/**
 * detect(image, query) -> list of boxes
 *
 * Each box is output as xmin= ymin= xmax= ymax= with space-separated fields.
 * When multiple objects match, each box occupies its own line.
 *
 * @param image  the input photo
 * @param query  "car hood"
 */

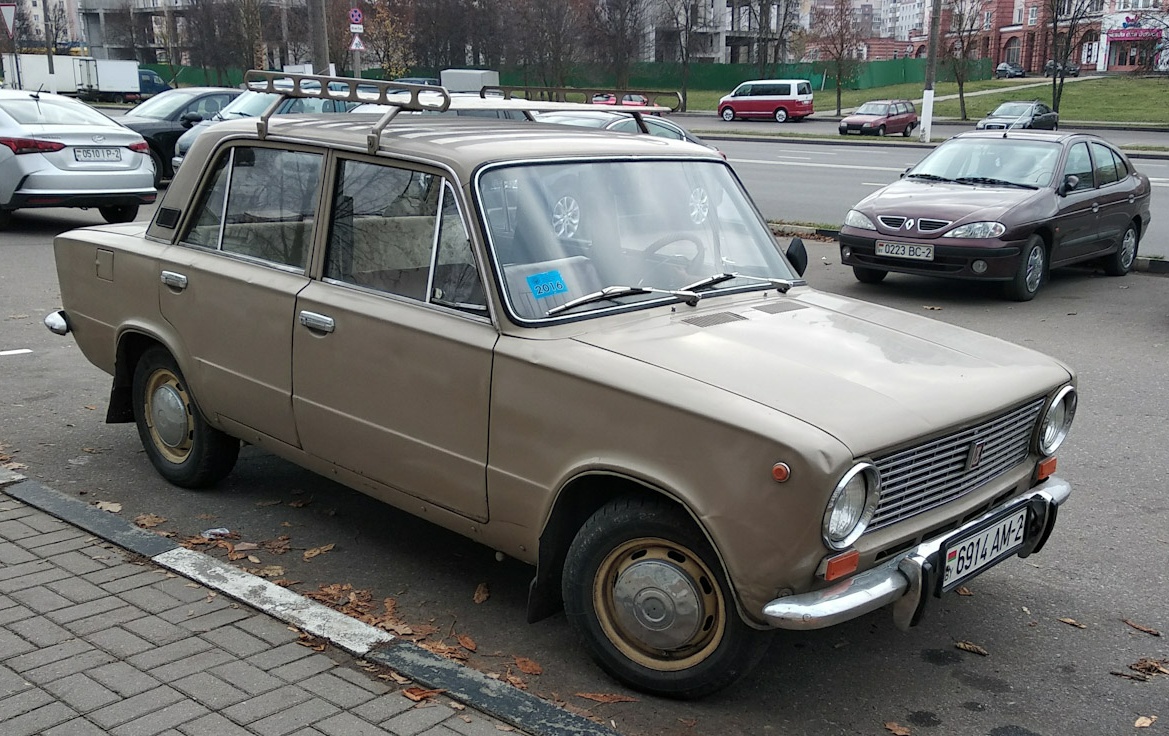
xmin=573 ymin=290 xmax=1070 ymax=454
xmin=852 ymin=178 xmax=1038 ymax=228
xmin=841 ymin=113 xmax=884 ymax=124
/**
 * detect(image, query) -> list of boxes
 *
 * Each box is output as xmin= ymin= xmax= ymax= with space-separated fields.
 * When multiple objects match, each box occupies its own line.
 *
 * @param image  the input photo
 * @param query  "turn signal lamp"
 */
xmin=1038 ymin=456 xmax=1057 ymax=481
xmin=822 ymin=549 xmax=860 ymax=581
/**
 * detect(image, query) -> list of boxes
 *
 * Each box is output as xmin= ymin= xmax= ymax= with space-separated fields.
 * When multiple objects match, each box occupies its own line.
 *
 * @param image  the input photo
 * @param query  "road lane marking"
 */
xmin=776 ymin=148 xmax=840 ymax=156
xmin=773 ymin=155 xmax=813 ymax=160
xmin=862 ymin=182 xmax=887 ymax=186
xmin=729 ymin=158 xmax=906 ymax=172
xmin=0 ymin=349 xmax=32 ymax=356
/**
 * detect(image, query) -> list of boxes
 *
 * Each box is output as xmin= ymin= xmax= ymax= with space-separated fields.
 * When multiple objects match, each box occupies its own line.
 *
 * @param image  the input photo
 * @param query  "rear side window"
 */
xmin=758 ymin=84 xmax=791 ymax=96
xmin=796 ymin=82 xmax=812 ymax=96
xmin=1089 ymin=142 xmax=1121 ymax=186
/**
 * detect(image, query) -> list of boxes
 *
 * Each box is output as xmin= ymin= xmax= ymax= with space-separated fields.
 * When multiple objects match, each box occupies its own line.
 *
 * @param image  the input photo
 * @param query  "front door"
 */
xmin=1050 ymin=141 xmax=1099 ymax=264
xmin=292 ymin=157 xmax=495 ymax=519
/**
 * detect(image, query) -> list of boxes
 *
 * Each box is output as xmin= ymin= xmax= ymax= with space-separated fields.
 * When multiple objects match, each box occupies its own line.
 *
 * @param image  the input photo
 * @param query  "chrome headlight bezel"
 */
xmin=822 ymin=462 xmax=882 ymax=550
xmin=1037 ymin=385 xmax=1077 ymax=456
xmin=844 ymin=209 xmax=878 ymax=231
xmin=942 ymin=221 xmax=1006 ymax=239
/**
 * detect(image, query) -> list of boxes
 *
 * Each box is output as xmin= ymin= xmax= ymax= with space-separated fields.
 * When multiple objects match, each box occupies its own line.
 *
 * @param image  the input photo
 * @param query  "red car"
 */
xmin=839 ymin=99 xmax=918 ymax=136
xmin=591 ymin=93 xmax=649 ymax=106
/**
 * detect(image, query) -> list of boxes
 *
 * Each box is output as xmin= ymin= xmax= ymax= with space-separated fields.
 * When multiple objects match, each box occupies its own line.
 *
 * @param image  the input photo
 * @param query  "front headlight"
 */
xmin=844 ymin=209 xmax=877 ymax=231
xmin=943 ymin=221 xmax=1006 ymax=239
xmin=1037 ymin=385 xmax=1077 ymax=456
xmin=823 ymin=463 xmax=881 ymax=550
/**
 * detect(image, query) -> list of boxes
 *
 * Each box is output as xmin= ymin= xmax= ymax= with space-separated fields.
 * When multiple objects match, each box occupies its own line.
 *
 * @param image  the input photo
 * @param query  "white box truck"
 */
xmin=2 ymin=54 xmax=81 ymax=94
xmin=439 ymin=69 xmax=500 ymax=93
xmin=75 ymin=58 xmax=143 ymax=103
xmin=1 ymin=54 xmax=158 ymax=103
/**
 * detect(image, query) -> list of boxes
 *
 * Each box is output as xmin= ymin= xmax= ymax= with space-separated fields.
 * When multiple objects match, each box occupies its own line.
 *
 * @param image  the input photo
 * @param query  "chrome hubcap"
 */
xmin=552 ymin=196 xmax=580 ymax=238
xmin=1025 ymin=245 xmax=1045 ymax=292
xmin=612 ymin=559 xmax=703 ymax=650
xmin=1121 ymin=229 xmax=1136 ymax=268
xmin=151 ymin=384 xmax=188 ymax=448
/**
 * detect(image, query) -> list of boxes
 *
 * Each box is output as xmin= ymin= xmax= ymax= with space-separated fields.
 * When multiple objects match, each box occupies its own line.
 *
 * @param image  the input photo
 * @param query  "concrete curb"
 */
xmin=1 ymin=476 xmax=616 ymax=736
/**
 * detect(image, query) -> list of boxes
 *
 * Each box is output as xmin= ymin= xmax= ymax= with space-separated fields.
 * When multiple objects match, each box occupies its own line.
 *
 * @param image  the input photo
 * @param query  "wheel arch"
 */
xmin=526 ymin=470 xmax=750 ymax=627
xmin=108 ymin=328 xmax=191 ymax=424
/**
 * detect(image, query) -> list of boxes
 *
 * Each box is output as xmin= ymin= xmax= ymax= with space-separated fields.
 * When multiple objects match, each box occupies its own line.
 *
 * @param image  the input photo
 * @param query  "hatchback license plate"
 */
xmin=876 ymin=241 xmax=933 ymax=261
xmin=75 ymin=147 xmax=122 ymax=162
xmin=941 ymin=506 xmax=1029 ymax=591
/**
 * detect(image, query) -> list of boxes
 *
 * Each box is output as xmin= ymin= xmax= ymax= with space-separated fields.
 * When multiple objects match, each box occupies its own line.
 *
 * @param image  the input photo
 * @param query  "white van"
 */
xmin=718 ymin=79 xmax=814 ymax=123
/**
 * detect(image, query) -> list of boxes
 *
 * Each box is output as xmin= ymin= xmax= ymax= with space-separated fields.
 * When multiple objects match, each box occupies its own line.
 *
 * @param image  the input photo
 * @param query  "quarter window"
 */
xmin=181 ymin=146 xmax=322 ymax=269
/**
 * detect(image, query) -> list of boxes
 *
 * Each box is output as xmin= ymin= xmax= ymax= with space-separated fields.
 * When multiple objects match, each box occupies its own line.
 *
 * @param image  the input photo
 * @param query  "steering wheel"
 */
xmin=643 ymin=232 xmax=706 ymax=271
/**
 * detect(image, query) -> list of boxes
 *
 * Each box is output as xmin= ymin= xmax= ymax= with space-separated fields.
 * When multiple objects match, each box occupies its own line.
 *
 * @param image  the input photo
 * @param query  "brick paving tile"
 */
xmin=269 ymin=653 xmax=339 ymax=683
xmin=121 ymin=614 xmax=194 ymax=646
xmin=0 ymin=687 xmax=54 ymax=720
xmin=33 ymin=536 xmax=101 ymax=558
xmin=170 ymin=672 xmax=251 ymax=710
xmin=101 ymin=569 xmax=173 ymax=595
xmin=327 ymin=666 xmax=391 ymax=696
xmin=87 ymin=626 xmax=157 ymax=658
xmin=0 ymin=663 xmax=36 ymax=697
xmin=6 ymin=615 xmax=76 ymax=647
xmin=300 ymin=671 xmax=382 ymax=708
xmin=108 ymin=698 xmax=211 ymax=736
xmin=83 ymin=562 xmax=159 ymax=586
xmin=177 ymin=711 xmax=257 ymax=736
xmin=42 ymin=717 xmax=112 ymax=735
xmin=150 ymin=576 xmax=217 ymax=604
xmin=86 ymin=685 xmax=186 ymax=730
xmin=0 ymin=700 xmax=77 ymax=736
xmin=248 ymin=697 xmax=341 ymax=736
xmin=247 ymin=641 xmax=316 ymax=672
xmin=16 ymin=512 xmax=69 ymax=534
xmin=0 ymin=604 xmax=35 ymax=626
xmin=380 ymin=703 xmax=458 ymax=736
xmin=46 ymin=550 xmax=108 ymax=576
xmin=45 ymin=595 xmax=129 ymax=624
xmin=86 ymin=662 xmax=163 ymax=698
xmin=0 ymin=542 xmax=37 ymax=565
xmin=148 ymin=648 xmax=237 ymax=684
xmin=125 ymin=636 xmax=212 ymax=670
xmin=209 ymin=660 xmax=285 ymax=696
xmin=314 ymin=711 xmax=394 ymax=736
xmin=158 ymin=595 xmax=234 ymax=624
xmin=447 ymin=715 xmax=525 ymax=736
xmin=220 ymin=684 xmax=313 ymax=723
xmin=42 ymin=672 xmax=121 ymax=712
xmin=415 ymin=725 xmax=462 ymax=736
xmin=0 ymin=627 xmax=37 ymax=659
xmin=200 ymin=624 xmax=272 ymax=657
xmin=22 ymin=648 xmax=116 ymax=685
xmin=14 ymin=528 xmax=88 ymax=550
xmin=351 ymin=692 xmax=416 ymax=723
xmin=0 ymin=520 xmax=41 ymax=541
xmin=0 ymin=566 xmax=73 ymax=593
xmin=177 ymin=604 xmax=255 ymax=633
xmin=235 ymin=613 xmax=301 ymax=646
xmin=6 ymin=637 xmax=92 ymax=673
xmin=46 ymin=575 xmax=110 ymax=603
xmin=10 ymin=585 xmax=74 ymax=613
xmin=64 ymin=604 xmax=147 ymax=637
xmin=119 ymin=586 xmax=188 ymax=615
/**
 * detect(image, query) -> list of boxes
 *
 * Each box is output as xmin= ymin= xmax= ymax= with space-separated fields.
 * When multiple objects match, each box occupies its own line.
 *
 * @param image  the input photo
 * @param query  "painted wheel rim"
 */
xmin=1120 ymin=228 xmax=1137 ymax=269
xmin=145 ymin=368 xmax=193 ymax=464
xmin=592 ymin=537 xmax=726 ymax=671
xmin=1024 ymin=244 xmax=1045 ymax=293
xmin=552 ymin=195 xmax=581 ymax=238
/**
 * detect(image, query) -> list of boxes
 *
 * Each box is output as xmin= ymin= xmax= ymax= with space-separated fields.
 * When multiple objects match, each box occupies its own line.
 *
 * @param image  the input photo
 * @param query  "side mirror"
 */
xmin=180 ymin=112 xmax=204 ymax=128
xmin=786 ymin=237 xmax=808 ymax=277
xmin=900 ymin=165 xmax=912 ymax=179
xmin=1059 ymin=174 xmax=1079 ymax=196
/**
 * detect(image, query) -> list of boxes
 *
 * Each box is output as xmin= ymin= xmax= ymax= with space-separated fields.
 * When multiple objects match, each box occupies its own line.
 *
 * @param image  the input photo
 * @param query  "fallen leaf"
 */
xmin=387 ymin=672 xmax=411 ymax=684
xmin=262 ymin=535 xmax=291 ymax=554
xmin=1131 ymin=658 xmax=1169 ymax=677
xmin=402 ymin=686 xmax=444 ymax=702
xmin=252 ymin=565 xmax=285 ymax=578
xmin=496 ymin=726 xmax=515 ymax=732
xmin=473 ymin=583 xmax=490 ymax=604
xmin=247 ymin=555 xmax=261 ymax=564
xmin=460 ymin=715 xmax=473 ymax=723
xmin=133 ymin=513 xmax=167 ymax=528
xmin=1058 ymin=617 xmax=1087 ymax=629
xmin=504 ymin=673 xmax=527 ymax=689
xmin=955 ymin=641 xmax=989 ymax=656
xmin=678 ymin=718 xmax=697 ymax=728
xmin=457 ymin=634 xmax=477 ymax=652
xmin=255 ymin=499 xmax=283 ymax=507
xmin=923 ymin=305 xmax=943 ymax=311
xmin=1122 ymin=619 xmax=1162 ymax=637
xmin=1135 ymin=715 xmax=1157 ymax=728
xmin=1110 ymin=670 xmax=1150 ymax=682
xmin=449 ymin=702 xmax=465 ymax=711
xmin=1022 ymin=606 xmax=1032 ymax=615
xmin=82 ymin=447 xmax=100 ymax=454
xmin=94 ymin=501 xmax=122 ymax=513
xmin=84 ymin=405 xmax=97 ymax=410
xmin=233 ymin=542 xmax=259 ymax=552
xmin=303 ymin=543 xmax=335 ymax=561
xmin=885 ymin=723 xmax=912 ymax=736
xmin=514 ymin=656 xmax=543 ymax=675
xmin=955 ymin=586 xmax=973 ymax=596
xmin=289 ymin=499 xmax=313 ymax=508
xmin=576 ymin=692 xmax=638 ymax=704
xmin=418 ymin=640 xmax=468 ymax=660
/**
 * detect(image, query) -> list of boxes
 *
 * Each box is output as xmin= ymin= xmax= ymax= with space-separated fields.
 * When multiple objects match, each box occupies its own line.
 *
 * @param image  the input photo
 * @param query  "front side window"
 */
xmin=181 ymin=146 xmax=322 ymax=269
xmin=1063 ymin=142 xmax=1094 ymax=190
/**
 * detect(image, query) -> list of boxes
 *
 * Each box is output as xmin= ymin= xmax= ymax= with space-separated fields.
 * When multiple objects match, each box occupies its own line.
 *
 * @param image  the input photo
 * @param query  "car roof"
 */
xmin=953 ymin=130 xmax=1081 ymax=143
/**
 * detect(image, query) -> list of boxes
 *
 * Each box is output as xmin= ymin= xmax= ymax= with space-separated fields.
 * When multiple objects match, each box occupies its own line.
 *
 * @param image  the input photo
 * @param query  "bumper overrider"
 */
xmin=762 ymin=476 xmax=1071 ymax=631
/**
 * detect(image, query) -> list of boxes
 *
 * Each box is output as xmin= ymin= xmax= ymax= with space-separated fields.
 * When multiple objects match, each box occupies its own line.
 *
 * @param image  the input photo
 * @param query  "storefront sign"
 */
xmin=1107 ymin=27 xmax=1162 ymax=41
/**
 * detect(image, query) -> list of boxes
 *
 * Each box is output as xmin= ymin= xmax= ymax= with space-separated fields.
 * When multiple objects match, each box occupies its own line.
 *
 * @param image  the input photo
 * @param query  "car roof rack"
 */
xmin=244 ymin=69 xmax=452 ymax=154
xmin=482 ymin=85 xmax=682 ymax=133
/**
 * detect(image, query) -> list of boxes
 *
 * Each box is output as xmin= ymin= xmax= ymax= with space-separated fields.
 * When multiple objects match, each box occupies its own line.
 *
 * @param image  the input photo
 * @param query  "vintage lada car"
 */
xmin=46 ymin=73 xmax=1077 ymax=699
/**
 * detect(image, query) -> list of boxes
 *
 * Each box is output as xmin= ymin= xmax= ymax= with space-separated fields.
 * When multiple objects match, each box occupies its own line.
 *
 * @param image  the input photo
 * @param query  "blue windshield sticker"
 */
xmin=526 ymin=270 xmax=568 ymax=300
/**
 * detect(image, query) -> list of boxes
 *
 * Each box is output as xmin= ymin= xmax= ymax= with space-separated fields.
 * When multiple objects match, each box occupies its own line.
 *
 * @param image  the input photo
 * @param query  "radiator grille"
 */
xmin=918 ymin=218 xmax=951 ymax=232
xmin=868 ymin=398 xmax=1044 ymax=531
xmin=878 ymin=215 xmax=907 ymax=229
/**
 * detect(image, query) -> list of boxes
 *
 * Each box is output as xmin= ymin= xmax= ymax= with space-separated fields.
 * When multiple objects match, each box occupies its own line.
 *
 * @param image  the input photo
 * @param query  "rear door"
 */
xmin=1088 ymin=141 xmax=1137 ymax=253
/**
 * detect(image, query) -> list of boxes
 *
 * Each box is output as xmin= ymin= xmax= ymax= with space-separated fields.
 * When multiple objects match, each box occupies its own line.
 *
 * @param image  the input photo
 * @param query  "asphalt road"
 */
xmin=3 ymin=150 xmax=1168 ymax=736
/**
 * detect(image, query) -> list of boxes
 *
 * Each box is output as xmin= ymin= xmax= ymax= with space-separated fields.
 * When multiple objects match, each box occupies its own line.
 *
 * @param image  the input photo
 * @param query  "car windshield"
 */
xmin=477 ymin=159 xmax=798 ymax=322
xmin=124 ymin=90 xmax=203 ymax=119
xmin=855 ymin=102 xmax=890 ymax=116
xmin=991 ymin=102 xmax=1034 ymax=117
xmin=217 ymin=90 xmax=281 ymax=118
xmin=910 ymin=138 xmax=1061 ymax=188
xmin=0 ymin=96 xmax=116 ymax=126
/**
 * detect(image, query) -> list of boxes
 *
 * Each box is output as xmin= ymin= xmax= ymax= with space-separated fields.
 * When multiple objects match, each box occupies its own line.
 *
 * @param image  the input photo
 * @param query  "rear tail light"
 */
xmin=128 ymin=141 xmax=150 ymax=152
xmin=0 ymin=137 xmax=67 ymax=155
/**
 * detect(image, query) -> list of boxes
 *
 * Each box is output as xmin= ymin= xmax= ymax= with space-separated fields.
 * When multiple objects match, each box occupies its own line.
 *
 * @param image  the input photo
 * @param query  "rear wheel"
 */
xmin=562 ymin=497 xmax=768 ymax=698
xmin=1103 ymin=224 xmax=1138 ymax=276
xmin=720 ymin=107 xmax=735 ymax=122
xmin=99 ymin=205 xmax=139 ymax=224
xmin=903 ymin=122 xmax=915 ymax=137
xmin=773 ymin=108 xmax=789 ymax=123
xmin=1004 ymin=235 xmax=1046 ymax=301
xmin=132 ymin=346 xmax=239 ymax=488
xmin=853 ymin=266 xmax=888 ymax=284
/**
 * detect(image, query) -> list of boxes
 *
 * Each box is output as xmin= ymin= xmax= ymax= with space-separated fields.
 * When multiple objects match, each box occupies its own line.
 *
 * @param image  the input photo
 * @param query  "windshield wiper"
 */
xmin=545 ymin=285 xmax=699 ymax=317
xmin=906 ymin=173 xmax=953 ymax=182
xmin=954 ymin=176 xmax=1037 ymax=190
xmin=683 ymin=272 xmax=793 ymax=294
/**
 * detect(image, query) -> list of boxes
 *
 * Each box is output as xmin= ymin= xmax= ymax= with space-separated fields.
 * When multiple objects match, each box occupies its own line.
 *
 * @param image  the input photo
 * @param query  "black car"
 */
xmin=995 ymin=62 xmax=1026 ymax=78
xmin=975 ymin=100 xmax=1059 ymax=131
xmin=1044 ymin=60 xmax=1081 ymax=77
xmin=118 ymin=87 xmax=243 ymax=187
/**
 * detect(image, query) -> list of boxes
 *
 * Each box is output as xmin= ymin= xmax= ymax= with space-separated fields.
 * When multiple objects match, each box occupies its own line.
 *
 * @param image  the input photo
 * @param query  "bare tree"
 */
xmin=807 ymin=0 xmax=863 ymax=115
xmin=943 ymin=0 xmax=983 ymax=120
xmin=1042 ymin=0 xmax=1096 ymax=111
xmin=512 ymin=0 xmax=587 ymax=87
xmin=44 ymin=1 xmax=71 ymax=53
xmin=654 ymin=0 xmax=704 ymax=109
xmin=740 ymin=0 xmax=801 ymax=76
xmin=238 ymin=0 xmax=266 ymax=70
xmin=587 ymin=0 xmax=649 ymax=88
xmin=365 ymin=1 xmax=413 ymax=79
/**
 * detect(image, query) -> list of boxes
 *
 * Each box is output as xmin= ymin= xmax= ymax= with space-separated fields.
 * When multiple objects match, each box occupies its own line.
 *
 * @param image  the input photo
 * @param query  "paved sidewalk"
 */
xmin=0 ymin=472 xmax=610 ymax=736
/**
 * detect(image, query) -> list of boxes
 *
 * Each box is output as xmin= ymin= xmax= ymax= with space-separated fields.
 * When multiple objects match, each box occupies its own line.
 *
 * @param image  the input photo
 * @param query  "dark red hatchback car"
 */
xmin=839 ymin=99 xmax=918 ymax=136
xmin=839 ymin=131 xmax=1152 ymax=300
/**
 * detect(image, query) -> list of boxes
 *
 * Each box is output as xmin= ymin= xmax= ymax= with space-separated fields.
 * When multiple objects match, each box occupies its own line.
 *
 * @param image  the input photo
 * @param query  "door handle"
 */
xmin=1091 ymin=203 xmax=1099 ymax=213
xmin=299 ymin=311 xmax=335 ymax=333
xmin=160 ymin=271 xmax=187 ymax=290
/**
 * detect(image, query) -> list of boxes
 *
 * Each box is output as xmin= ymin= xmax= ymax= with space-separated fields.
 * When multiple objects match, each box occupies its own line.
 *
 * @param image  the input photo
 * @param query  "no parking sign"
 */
xmin=348 ymin=7 xmax=363 ymax=24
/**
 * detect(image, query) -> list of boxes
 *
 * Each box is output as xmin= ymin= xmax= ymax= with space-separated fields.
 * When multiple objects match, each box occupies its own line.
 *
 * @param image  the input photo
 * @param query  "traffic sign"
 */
xmin=348 ymin=7 xmax=363 ymax=24
xmin=349 ymin=23 xmax=363 ymax=33
xmin=349 ymin=34 xmax=365 ymax=51
xmin=1 ymin=4 xmax=17 ymax=39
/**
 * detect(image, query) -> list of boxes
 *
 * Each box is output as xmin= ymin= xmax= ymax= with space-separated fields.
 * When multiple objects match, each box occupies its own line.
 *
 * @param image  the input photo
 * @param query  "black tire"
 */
xmin=773 ymin=107 xmax=788 ymax=123
xmin=149 ymin=148 xmax=165 ymax=189
xmin=720 ymin=107 xmax=735 ymax=122
xmin=0 ymin=209 xmax=12 ymax=230
xmin=876 ymin=125 xmax=886 ymax=137
xmin=114 ymin=93 xmax=125 ymax=104
xmin=853 ymin=266 xmax=888 ymax=284
xmin=903 ymin=122 xmax=915 ymax=137
xmin=1004 ymin=235 xmax=1047 ymax=301
xmin=562 ymin=497 xmax=769 ymax=699
xmin=1103 ymin=223 xmax=1138 ymax=276
xmin=132 ymin=346 xmax=239 ymax=488
xmin=99 ymin=205 xmax=140 ymax=224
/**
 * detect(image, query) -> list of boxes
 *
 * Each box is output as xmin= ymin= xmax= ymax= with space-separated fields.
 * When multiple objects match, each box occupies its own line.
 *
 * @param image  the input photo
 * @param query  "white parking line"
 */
xmin=775 ymin=149 xmax=840 ymax=156
xmin=0 ymin=349 xmax=32 ymax=356
xmin=729 ymin=158 xmax=905 ymax=172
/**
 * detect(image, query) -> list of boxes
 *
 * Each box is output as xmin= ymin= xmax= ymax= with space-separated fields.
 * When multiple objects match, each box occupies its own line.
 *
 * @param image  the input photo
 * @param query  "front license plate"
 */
xmin=74 ymin=147 xmax=122 ymax=162
xmin=876 ymin=241 xmax=933 ymax=261
xmin=941 ymin=506 xmax=1029 ymax=591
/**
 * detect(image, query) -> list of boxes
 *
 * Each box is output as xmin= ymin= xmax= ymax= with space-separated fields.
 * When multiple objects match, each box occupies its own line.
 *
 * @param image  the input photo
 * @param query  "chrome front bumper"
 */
xmin=762 ymin=476 xmax=1071 ymax=631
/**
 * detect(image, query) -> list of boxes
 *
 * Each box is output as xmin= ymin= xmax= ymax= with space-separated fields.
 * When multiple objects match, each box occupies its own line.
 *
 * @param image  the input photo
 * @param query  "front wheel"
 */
xmin=99 ymin=205 xmax=139 ymax=224
xmin=875 ymin=125 xmax=886 ymax=137
xmin=853 ymin=266 xmax=888 ymax=284
xmin=1103 ymin=224 xmax=1138 ymax=276
xmin=562 ymin=497 xmax=768 ymax=698
xmin=149 ymin=149 xmax=165 ymax=189
xmin=1004 ymin=235 xmax=1046 ymax=301
xmin=720 ymin=107 xmax=735 ymax=122
xmin=132 ymin=346 xmax=239 ymax=488
xmin=773 ymin=108 xmax=788 ymax=123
